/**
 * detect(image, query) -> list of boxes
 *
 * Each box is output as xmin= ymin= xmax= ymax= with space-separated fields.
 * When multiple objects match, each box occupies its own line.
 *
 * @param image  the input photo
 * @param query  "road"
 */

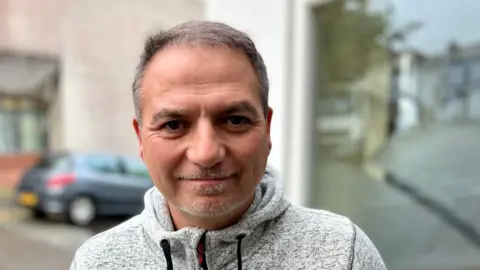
xmin=378 ymin=124 xmax=480 ymax=269
xmin=313 ymin=123 xmax=480 ymax=270
xmin=0 ymin=200 xmax=126 ymax=270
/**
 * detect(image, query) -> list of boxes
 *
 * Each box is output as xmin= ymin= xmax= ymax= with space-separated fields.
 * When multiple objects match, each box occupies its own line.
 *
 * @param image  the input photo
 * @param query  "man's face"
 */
xmin=133 ymin=45 xmax=273 ymax=218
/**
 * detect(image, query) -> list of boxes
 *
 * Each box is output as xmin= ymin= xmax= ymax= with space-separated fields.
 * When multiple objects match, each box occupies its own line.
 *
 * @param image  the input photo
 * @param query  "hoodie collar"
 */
xmin=141 ymin=168 xmax=290 ymax=249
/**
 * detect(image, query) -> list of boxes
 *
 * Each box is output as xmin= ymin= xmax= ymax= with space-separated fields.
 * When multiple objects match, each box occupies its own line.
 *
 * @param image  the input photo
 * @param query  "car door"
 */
xmin=77 ymin=154 xmax=128 ymax=212
xmin=118 ymin=157 xmax=154 ymax=205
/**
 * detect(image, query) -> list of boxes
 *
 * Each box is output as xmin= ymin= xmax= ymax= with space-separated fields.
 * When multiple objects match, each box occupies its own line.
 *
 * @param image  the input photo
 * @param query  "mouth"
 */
xmin=178 ymin=172 xmax=238 ymax=181
xmin=188 ymin=178 xmax=233 ymax=183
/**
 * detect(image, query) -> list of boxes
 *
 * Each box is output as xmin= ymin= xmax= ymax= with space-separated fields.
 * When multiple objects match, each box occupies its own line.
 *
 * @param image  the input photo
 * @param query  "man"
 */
xmin=70 ymin=21 xmax=386 ymax=270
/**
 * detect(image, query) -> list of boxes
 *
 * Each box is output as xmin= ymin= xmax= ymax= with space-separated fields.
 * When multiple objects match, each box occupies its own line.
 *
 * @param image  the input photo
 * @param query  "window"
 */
xmin=317 ymin=93 xmax=359 ymax=117
xmin=122 ymin=158 xmax=150 ymax=179
xmin=35 ymin=154 xmax=72 ymax=171
xmin=312 ymin=1 xmax=480 ymax=269
xmin=469 ymin=60 xmax=480 ymax=84
xmin=448 ymin=63 xmax=466 ymax=87
xmin=0 ymin=98 xmax=48 ymax=154
xmin=82 ymin=155 xmax=122 ymax=174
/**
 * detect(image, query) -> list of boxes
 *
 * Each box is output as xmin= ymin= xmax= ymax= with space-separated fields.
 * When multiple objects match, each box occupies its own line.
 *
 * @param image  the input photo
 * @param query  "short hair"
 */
xmin=132 ymin=20 xmax=269 ymax=125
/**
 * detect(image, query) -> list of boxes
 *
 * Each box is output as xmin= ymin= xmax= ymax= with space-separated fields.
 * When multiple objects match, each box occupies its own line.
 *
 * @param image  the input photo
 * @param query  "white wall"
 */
xmin=396 ymin=53 xmax=421 ymax=132
xmin=397 ymin=99 xmax=419 ymax=132
xmin=205 ymin=0 xmax=325 ymax=206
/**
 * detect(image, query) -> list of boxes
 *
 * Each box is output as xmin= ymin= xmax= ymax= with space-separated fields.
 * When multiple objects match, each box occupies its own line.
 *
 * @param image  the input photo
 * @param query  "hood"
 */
xmin=140 ymin=167 xmax=290 ymax=269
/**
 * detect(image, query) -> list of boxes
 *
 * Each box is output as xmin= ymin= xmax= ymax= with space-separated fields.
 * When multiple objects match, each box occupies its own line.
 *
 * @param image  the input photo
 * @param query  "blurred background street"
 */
xmin=0 ymin=193 xmax=124 ymax=270
xmin=316 ymin=123 xmax=480 ymax=270
xmin=2 ymin=0 xmax=480 ymax=269
xmin=1 ymin=123 xmax=480 ymax=270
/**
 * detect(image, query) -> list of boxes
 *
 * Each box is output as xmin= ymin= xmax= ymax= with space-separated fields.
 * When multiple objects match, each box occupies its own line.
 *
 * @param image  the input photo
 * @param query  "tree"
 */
xmin=314 ymin=0 xmax=389 ymax=92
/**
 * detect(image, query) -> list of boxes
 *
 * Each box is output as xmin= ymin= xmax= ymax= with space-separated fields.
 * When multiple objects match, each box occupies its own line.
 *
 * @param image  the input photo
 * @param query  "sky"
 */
xmin=370 ymin=0 xmax=480 ymax=55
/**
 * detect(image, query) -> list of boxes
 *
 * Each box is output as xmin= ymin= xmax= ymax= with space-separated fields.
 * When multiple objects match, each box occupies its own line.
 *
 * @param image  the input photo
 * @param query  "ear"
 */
xmin=265 ymin=107 xmax=273 ymax=152
xmin=132 ymin=118 xmax=144 ymax=160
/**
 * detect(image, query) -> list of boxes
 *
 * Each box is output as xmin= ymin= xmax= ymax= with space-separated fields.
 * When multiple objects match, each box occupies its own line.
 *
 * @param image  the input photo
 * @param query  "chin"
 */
xmin=180 ymin=196 xmax=244 ymax=218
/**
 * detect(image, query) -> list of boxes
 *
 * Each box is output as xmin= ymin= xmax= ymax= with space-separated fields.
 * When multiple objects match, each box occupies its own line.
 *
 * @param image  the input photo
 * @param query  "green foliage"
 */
xmin=314 ymin=0 xmax=389 ymax=89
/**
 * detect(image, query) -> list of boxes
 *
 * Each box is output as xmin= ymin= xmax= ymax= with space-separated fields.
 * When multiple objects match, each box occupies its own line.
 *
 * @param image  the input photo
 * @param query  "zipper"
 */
xmin=197 ymin=233 xmax=208 ymax=270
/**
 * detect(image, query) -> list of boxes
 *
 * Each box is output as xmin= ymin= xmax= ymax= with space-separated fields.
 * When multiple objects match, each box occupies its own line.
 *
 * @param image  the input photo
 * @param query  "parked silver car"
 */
xmin=14 ymin=152 xmax=154 ymax=226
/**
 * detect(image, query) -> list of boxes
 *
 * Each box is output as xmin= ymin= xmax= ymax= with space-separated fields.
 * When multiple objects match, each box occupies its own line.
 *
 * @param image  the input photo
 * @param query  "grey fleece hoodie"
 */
xmin=70 ymin=171 xmax=386 ymax=270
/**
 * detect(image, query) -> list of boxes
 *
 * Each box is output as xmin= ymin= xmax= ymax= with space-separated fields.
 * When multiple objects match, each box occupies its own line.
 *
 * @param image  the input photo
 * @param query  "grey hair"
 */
xmin=132 ymin=20 xmax=269 ymax=126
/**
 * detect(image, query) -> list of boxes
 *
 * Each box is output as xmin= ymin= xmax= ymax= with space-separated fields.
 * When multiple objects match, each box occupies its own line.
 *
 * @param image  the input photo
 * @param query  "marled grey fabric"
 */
xmin=70 ymin=172 xmax=386 ymax=270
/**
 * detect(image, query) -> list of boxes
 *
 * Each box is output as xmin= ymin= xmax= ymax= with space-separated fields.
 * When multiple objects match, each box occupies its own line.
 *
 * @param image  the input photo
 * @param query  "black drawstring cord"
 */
xmin=236 ymin=234 xmax=246 ymax=270
xmin=160 ymin=239 xmax=173 ymax=270
xmin=161 ymin=235 xmax=246 ymax=270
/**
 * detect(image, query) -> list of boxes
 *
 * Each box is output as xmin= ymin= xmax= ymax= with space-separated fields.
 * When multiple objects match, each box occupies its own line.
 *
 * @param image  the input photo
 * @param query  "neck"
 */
xmin=168 ymin=195 xmax=254 ymax=230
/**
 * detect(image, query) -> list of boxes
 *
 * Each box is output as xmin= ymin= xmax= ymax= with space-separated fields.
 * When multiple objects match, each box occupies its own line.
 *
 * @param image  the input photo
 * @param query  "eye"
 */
xmin=162 ymin=120 xmax=184 ymax=132
xmin=227 ymin=116 xmax=252 ymax=126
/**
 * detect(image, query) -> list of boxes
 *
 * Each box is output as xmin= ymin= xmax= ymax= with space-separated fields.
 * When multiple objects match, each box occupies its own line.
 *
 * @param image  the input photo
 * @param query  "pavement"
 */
xmin=0 ymin=195 xmax=125 ymax=270
xmin=0 ymin=226 xmax=73 ymax=270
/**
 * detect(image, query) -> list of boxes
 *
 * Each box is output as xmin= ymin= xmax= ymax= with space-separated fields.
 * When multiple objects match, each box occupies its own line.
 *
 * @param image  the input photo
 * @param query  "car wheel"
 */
xmin=67 ymin=196 xmax=96 ymax=226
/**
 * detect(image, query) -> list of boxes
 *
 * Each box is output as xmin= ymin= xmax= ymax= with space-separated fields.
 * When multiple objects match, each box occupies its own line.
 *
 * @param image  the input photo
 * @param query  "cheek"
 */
xmin=141 ymin=135 xmax=181 ymax=176
xmin=229 ymin=131 xmax=270 ymax=162
xmin=141 ymin=136 xmax=185 ymax=198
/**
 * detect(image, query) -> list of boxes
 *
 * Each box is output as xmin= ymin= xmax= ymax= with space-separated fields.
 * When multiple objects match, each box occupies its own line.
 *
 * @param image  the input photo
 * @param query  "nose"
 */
xmin=186 ymin=121 xmax=226 ymax=168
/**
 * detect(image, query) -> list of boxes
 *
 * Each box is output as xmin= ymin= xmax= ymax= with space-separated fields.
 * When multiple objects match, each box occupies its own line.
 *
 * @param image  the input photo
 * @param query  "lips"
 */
xmin=177 ymin=172 xmax=237 ymax=181
xmin=189 ymin=178 xmax=228 ymax=181
xmin=188 ymin=176 xmax=235 ymax=181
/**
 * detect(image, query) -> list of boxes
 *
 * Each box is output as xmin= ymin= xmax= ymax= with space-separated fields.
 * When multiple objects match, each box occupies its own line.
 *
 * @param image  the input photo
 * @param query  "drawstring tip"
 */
xmin=236 ymin=234 xmax=246 ymax=270
xmin=160 ymin=239 xmax=174 ymax=270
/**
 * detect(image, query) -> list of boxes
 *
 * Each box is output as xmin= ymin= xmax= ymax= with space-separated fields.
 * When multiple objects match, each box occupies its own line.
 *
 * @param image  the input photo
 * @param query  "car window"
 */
xmin=122 ymin=158 xmax=151 ymax=179
xmin=82 ymin=155 xmax=123 ymax=174
xmin=34 ymin=154 xmax=72 ymax=171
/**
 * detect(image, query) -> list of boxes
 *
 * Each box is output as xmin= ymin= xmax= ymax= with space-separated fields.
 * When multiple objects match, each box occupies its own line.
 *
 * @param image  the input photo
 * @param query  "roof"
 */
xmin=446 ymin=42 xmax=480 ymax=58
xmin=0 ymin=51 xmax=59 ymax=99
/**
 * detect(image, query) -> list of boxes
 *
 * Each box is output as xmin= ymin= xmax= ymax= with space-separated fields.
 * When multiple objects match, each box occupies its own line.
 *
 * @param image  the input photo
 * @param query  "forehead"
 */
xmin=140 ymin=44 xmax=262 ymax=109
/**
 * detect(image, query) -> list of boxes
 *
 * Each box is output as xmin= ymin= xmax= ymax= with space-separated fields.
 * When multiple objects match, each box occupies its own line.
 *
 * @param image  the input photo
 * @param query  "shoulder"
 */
xmin=279 ymin=205 xmax=355 ymax=234
xmin=70 ymin=215 xmax=146 ymax=269
xmin=272 ymin=205 xmax=386 ymax=269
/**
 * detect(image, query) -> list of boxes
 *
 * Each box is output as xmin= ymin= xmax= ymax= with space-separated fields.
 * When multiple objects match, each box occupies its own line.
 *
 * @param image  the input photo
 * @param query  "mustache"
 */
xmin=177 ymin=170 xmax=237 ymax=180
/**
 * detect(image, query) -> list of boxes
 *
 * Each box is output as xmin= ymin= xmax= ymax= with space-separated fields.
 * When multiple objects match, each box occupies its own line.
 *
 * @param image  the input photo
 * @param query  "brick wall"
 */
xmin=0 ymin=153 xmax=41 ymax=189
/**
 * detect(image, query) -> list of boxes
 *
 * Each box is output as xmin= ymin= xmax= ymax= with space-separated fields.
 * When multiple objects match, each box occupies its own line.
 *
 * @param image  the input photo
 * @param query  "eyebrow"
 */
xmin=219 ymin=101 xmax=260 ymax=117
xmin=149 ymin=101 xmax=260 ymax=126
xmin=150 ymin=109 xmax=188 ymax=126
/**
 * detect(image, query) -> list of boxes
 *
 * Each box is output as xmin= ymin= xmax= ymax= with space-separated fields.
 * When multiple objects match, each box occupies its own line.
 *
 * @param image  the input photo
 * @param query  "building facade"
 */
xmin=1 ymin=0 xmax=393 ymax=206
xmin=391 ymin=42 xmax=480 ymax=133
xmin=0 ymin=0 xmax=204 ymax=155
